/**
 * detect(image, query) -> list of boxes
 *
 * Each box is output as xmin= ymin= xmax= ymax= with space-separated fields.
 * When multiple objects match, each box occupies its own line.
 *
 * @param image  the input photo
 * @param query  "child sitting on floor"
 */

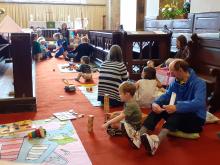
xmin=31 ymin=33 xmax=42 ymax=62
xmin=102 ymin=81 xmax=142 ymax=148
xmin=38 ymin=37 xmax=53 ymax=59
xmin=74 ymin=56 xmax=92 ymax=82
xmin=134 ymin=66 xmax=163 ymax=108
xmin=53 ymin=33 xmax=67 ymax=59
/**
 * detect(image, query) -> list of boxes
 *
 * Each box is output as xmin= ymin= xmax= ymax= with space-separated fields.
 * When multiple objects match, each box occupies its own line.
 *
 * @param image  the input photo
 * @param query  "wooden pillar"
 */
xmin=11 ymin=33 xmax=33 ymax=98
xmin=106 ymin=0 xmax=120 ymax=30
xmin=136 ymin=0 xmax=145 ymax=31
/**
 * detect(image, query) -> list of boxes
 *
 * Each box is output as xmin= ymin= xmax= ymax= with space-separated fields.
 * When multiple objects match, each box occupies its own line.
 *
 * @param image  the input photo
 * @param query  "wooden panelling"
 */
xmin=193 ymin=12 xmax=220 ymax=33
xmin=189 ymin=35 xmax=220 ymax=112
xmin=0 ymin=33 xmax=36 ymax=113
xmin=88 ymin=30 xmax=171 ymax=80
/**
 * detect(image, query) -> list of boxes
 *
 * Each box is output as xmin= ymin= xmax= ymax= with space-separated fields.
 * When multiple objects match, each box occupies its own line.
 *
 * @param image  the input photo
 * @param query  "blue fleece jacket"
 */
xmin=154 ymin=69 xmax=207 ymax=120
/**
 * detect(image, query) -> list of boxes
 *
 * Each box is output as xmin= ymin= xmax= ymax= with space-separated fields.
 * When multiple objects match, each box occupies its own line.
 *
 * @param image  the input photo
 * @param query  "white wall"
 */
xmin=191 ymin=0 xmax=220 ymax=13
xmin=0 ymin=0 xmax=106 ymax=4
xmin=145 ymin=0 xmax=159 ymax=19
xmin=120 ymin=0 xmax=136 ymax=31
xmin=86 ymin=0 xmax=106 ymax=5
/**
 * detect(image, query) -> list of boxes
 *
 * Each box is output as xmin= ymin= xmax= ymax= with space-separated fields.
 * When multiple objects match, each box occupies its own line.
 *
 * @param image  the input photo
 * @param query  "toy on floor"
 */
xmin=27 ymin=126 xmax=46 ymax=139
xmin=86 ymin=87 xmax=93 ymax=92
xmin=88 ymin=115 xmax=94 ymax=133
xmin=104 ymin=94 xmax=110 ymax=121
xmin=63 ymin=79 xmax=76 ymax=92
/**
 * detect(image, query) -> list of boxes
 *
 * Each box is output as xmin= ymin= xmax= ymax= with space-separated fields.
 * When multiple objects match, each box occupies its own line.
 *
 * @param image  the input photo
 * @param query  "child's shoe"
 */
xmin=141 ymin=133 xmax=159 ymax=155
xmin=122 ymin=122 xmax=141 ymax=149
xmin=106 ymin=126 xmax=123 ymax=136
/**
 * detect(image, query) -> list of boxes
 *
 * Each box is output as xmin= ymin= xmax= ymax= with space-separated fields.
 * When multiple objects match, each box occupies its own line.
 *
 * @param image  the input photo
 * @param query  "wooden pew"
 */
xmin=0 ymin=33 xmax=36 ymax=113
xmin=144 ymin=14 xmax=194 ymax=53
xmin=122 ymin=31 xmax=171 ymax=80
xmin=88 ymin=30 xmax=122 ymax=66
xmin=189 ymin=34 xmax=220 ymax=113
xmin=88 ymin=30 xmax=171 ymax=80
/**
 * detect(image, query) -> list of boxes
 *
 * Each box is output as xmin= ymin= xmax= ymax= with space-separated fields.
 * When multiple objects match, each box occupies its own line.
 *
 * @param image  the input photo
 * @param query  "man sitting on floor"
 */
xmin=124 ymin=59 xmax=207 ymax=155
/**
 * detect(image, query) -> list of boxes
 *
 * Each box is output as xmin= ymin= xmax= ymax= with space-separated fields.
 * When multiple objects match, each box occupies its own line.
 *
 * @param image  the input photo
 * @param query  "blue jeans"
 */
xmin=55 ymin=47 xmax=64 ymax=58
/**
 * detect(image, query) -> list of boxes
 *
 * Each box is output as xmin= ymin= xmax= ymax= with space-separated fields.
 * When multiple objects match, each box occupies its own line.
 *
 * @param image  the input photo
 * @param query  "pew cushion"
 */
xmin=197 ymin=73 xmax=216 ymax=85
xmin=168 ymin=131 xmax=200 ymax=139
xmin=206 ymin=111 xmax=220 ymax=124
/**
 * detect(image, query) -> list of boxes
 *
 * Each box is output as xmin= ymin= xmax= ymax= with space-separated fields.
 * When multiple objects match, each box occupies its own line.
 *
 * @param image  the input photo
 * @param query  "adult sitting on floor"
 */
xmin=174 ymin=35 xmax=190 ymax=60
xmin=66 ymin=36 xmax=94 ymax=62
xmin=124 ymin=59 xmax=207 ymax=155
xmin=157 ymin=35 xmax=191 ymax=68
xmin=98 ymin=45 xmax=128 ymax=106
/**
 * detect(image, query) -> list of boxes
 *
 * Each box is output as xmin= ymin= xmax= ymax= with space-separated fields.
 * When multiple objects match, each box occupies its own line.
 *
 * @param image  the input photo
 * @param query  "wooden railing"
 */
xmin=122 ymin=31 xmax=172 ymax=80
xmin=88 ymin=30 xmax=122 ymax=65
xmin=88 ymin=30 xmax=172 ymax=80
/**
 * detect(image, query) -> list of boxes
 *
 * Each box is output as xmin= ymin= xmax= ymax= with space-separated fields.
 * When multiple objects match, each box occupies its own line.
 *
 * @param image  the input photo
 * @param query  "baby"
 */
xmin=75 ymin=56 xmax=92 ymax=82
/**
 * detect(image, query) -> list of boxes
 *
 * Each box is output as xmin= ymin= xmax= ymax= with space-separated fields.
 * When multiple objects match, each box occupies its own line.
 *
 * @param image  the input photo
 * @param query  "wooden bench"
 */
xmin=189 ymin=34 xmax=220 ymax=113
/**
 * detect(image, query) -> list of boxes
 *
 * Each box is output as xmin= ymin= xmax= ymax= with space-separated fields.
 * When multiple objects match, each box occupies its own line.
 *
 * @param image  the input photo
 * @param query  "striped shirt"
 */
xmin=98 ymin=61 xmax=128 ymax=102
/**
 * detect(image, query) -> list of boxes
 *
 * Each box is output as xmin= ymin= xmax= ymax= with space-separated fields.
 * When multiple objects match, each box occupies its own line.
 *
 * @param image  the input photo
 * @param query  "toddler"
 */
xmin=75 ymin=56 xmax=92 ymax=82
xmin=134 ymin=67 xmax=162 ymax=108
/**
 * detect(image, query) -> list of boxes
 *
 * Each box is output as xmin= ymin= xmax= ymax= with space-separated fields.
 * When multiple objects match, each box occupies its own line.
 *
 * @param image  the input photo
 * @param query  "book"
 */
xmin=53 ymin=111 xmax=77 ymax=121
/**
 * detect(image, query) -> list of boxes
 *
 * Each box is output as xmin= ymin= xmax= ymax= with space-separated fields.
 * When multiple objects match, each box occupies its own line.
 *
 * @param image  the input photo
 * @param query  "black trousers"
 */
xmin=143 ymin=111 xmax=205 ymax=133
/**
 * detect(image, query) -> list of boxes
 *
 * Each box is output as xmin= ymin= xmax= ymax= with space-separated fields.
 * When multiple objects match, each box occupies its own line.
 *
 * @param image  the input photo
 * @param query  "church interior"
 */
xmin=0 ymin=0 xmax=220 ymax=165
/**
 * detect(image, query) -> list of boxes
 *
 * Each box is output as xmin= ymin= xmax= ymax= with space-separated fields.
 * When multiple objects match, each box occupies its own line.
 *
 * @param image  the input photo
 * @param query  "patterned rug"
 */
xmin=0 ymin=119 xmax=92 ymax=165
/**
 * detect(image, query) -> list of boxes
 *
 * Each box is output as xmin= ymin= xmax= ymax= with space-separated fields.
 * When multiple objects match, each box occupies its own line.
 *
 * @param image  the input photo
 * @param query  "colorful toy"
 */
xmin=27 ymin=126 xmax=46 ymax=138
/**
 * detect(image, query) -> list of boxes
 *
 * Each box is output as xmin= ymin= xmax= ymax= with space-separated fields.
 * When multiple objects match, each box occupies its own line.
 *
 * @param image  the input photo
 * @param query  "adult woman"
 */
xmin=58 ymin=23 xmax=69 ymax=50
xmin=174 ymin=35 xmax=190 ymax=60
xmin=98 ymin=45 xmax=128 ymax=106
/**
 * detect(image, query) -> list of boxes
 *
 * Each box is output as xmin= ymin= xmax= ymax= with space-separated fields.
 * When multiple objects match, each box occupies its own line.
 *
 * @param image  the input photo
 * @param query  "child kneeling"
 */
xmin=75 ymin=56 xmax=92 ymax=82
xmin=102 ymin=81 xmax=142 ymax=148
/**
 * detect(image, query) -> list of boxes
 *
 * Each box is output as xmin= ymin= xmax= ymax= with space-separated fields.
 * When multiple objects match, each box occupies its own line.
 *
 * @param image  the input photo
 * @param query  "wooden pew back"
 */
xmin=189 ymin=34 xmax=220 ymax=112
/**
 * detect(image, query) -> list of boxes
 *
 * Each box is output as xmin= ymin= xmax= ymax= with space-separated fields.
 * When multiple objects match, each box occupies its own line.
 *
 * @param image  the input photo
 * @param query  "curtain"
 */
xmin=0 ymin=3 xmax=106 ymax=29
